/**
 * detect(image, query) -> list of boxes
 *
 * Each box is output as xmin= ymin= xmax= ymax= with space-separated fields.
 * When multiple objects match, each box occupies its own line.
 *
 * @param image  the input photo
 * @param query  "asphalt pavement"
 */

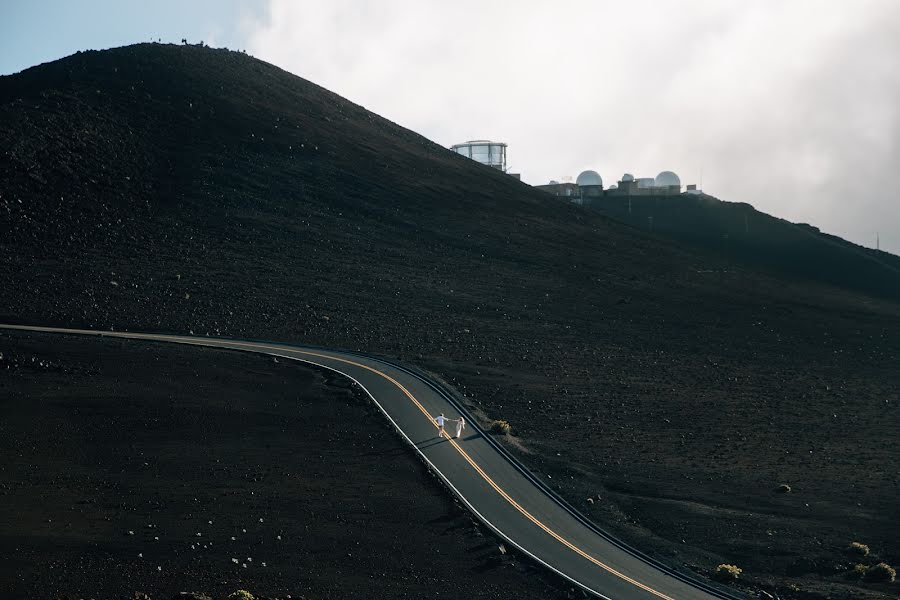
xmin=0 ymin=324 xmax=744 ymax=600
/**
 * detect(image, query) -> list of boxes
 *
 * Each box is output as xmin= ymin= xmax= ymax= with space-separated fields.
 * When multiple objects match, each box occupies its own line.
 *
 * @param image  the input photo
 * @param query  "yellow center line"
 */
xmin=234 ymin=342 xmax=674 ymax=600
xmin=4 ymin=327 xmax=675 ymax=599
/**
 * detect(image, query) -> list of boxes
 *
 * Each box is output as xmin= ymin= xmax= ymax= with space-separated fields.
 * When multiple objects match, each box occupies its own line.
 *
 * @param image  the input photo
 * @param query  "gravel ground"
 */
xmin=0 ymin=331 xmax=566 ymax=600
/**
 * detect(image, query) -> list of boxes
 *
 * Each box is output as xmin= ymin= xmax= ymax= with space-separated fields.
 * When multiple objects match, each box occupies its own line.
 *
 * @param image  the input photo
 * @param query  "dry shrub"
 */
xmin=490 ymin=419 xmax=511 ymax=434
xmin=848 ymin=541 xmax=870 ymax=557
xmin=227 ymin=591 xmax=255 ymax=600
xmin=865 ymin=563 xmax=896 ymax=583
xmin=714 ymin=564 xmax=742 ymax=582
xmin=775 ymin=483 xmax=791 ymax=493
xmin=851 ymin=563 xmax=868 ymax=578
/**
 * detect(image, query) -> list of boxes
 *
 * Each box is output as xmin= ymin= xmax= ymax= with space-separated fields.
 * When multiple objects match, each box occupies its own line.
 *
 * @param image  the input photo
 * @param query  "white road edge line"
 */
xmin=1 ymin=325 xmax=625 ymax=597
xmin=264 ymin=350 xmax=615 ymax=600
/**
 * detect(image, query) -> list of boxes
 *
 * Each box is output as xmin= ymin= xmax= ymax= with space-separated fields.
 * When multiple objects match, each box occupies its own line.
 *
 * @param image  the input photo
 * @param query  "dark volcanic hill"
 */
xmin=586 ymin=192 xmax=900 ymax=300
xmin=2 ymin=44 xmax=900 ymax=600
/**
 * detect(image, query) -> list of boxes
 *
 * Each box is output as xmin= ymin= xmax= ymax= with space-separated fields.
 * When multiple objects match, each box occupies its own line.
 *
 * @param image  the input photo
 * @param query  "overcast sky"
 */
xmin=3 ymin=1 xmax=898 ymax=253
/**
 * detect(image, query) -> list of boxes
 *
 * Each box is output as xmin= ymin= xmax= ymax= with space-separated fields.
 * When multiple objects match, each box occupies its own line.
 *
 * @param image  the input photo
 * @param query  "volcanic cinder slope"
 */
xmin=2 ymin=44 xmax=899 ymax=599
xmin=0 ymin=330 xmax=564 ymax=599
xmin=585 ymin=192 xmax=900 ymax=301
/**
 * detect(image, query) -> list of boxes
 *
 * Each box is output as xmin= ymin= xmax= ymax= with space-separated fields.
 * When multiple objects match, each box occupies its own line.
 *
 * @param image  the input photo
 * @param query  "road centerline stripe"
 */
xmin=0 ymin=326 xmax=677 ymax=599
xmin=276 ymin=346 xmax=676 ymax=600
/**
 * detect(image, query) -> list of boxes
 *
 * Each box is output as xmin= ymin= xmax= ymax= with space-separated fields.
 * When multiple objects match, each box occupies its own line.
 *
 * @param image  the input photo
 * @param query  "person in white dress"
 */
xmin=455 ymin=416 xmax=466 ymax=439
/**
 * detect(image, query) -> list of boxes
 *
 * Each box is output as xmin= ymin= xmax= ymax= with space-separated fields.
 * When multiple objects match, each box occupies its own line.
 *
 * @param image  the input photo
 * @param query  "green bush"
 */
xmin=490 ymin=419 xmax=511 ymax=434
xmin=227 ymin=591 xmax=255 ymax=600
xmin=865 ymin=563 xmax=896 ymax=583
xmin=848 ymin=541 xmax=870 ymax=557
xmin=714 ymin=564 xmax=742 ymax=582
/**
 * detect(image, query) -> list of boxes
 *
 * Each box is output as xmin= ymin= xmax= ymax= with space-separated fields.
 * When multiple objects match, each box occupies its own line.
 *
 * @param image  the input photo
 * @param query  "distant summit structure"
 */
xmin=655 ymin=171 xmax=681 ymax=187
xmin=537 ymin=168 xmax=692 ymax=203
xmin=450 ymin=139 xmax=520 ymax=179
xmin=575 ymin=170 xmax=602 ymax=187
xmin=574 ymin=170 xmax=604 ymax=198
xmin=451 ymin=140 xmax=506 ymax=171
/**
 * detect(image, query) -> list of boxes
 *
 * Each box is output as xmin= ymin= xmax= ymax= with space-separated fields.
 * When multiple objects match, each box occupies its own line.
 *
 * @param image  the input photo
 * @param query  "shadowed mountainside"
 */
xmin=586 ymin=192 xmax=900 ymax=300
xmin=2 ymin=44 xmax=899 ymax=599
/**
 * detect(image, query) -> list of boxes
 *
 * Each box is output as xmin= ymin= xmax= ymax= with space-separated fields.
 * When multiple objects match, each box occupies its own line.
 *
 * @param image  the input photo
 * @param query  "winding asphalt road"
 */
xmin=1 ymin=324 xmax=743 ymax=600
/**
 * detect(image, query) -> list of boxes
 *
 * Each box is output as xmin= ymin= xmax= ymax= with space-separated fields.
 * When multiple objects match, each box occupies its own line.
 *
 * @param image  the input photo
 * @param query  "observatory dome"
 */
xmin=655 ymin=171 xmax=681 ymax=187
xmin=576 ymin=170 xmax=603 ymax=187
xmin=549 ymin=180 xmax=560 ymax=185
xmin=622 ymin=173 xmax=634 ymax=182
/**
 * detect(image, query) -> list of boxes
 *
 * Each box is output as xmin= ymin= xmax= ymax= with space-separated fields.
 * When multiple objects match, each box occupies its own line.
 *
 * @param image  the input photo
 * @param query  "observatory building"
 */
xmin=575 ymin=170 xmax=604 ymax=197
xmin=451 ymin=140 xmax=508 ymax=172
xmin=655 ymin=171 xmax=681 ymax=187
xmin=613 ymin=171 xmax=682 ymax=195
xmin=537 ymin=168 xmax=690 ymax=203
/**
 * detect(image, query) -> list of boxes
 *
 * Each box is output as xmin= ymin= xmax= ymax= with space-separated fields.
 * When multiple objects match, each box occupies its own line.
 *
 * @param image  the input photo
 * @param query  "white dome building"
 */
xmin=655 ymin=171 xmax=681 ymax=188
xmin=576 ymin=170 xmax=603 ymax=187
xmin=576 ymin=170 xmax=603 ymax=198
xmin=622 ymin=173 xmax=635 ymax=182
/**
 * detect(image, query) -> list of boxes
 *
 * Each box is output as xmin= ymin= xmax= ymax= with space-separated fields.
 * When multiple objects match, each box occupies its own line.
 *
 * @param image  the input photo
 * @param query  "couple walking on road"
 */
xmin=434 ymin=413 xmax=466 ymax=439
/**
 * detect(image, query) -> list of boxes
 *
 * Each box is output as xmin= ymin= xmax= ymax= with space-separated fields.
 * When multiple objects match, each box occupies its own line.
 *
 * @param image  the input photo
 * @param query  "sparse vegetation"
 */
xmin=848 ymin=541 xmax=870 ymax=556
xmin=776 ymin=483 xmax=791 ymax=493
xmin=489 ymin=419 xmax=511 ymax=434
xmin=851 ymin=563 xmax=868 ymax=577
xmin=714 ymin=564 xmax=742 ymax=582
xmin=227 ymin=590 xmax=255 ymax=600
xmin=865 ymin=562 xmax=896 ymax=583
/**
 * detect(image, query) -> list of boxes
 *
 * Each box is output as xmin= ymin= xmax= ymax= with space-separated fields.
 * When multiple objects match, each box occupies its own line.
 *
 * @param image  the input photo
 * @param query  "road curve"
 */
xmin=1 ymin=324 xmax=744 ymax=600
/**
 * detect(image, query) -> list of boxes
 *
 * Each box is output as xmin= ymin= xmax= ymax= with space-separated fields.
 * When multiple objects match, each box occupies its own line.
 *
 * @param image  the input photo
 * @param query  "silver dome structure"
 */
xmin=655 ymin=171 xmax=681 ymax=187
xmin=622 ymin=173 xmax=634 ymax=182
xmin=576 ymin=170 xmax=603 ymax=187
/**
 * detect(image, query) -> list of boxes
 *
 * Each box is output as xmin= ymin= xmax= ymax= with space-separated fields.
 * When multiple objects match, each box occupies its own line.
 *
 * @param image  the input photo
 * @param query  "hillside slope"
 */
xmin=587 ymin=192 xmax=900 ymax=299
xmin=0 ymin=330 xmax=562 ymax=599
xmin=2 ymin=44 xmax=899 ymax=599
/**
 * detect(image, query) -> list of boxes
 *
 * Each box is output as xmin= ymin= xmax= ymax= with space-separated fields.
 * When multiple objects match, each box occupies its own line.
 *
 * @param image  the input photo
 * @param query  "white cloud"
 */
xmin=244 ymin=0 xmax=900 ymax=252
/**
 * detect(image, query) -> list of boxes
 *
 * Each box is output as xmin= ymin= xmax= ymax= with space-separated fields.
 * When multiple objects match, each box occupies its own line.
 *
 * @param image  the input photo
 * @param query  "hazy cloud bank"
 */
xmin=244 ymin=1 xmax=900 ymax=252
